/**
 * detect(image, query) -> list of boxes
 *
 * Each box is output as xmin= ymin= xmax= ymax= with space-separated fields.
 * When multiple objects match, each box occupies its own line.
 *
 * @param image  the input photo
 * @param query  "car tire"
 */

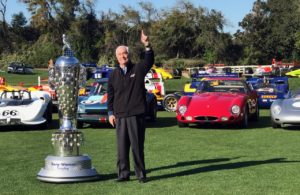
xmin=252 ymin=105 xmax=259 ymax=121
xmin=163 ymin=94 xmax=179 ymax=112
xmin=46 ymin=101 xmax=53 ymax=123
xmin=77 ymin=121 xmax=84 ymax=129
xmin=40 ymin=102 xmax=53 ymax=129
xmin=178 ymin=121 xmax=188 ymax=128
xmin=239 ymin=106 xmax=249 ymax=129
xmin=271 ymin=120 xmax=280 ymax=128
xmin=149 ymin=98 xmax=157 ymax=122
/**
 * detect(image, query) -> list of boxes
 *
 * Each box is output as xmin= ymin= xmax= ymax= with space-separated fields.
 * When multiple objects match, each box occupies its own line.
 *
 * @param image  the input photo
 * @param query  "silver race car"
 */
xmin=270 ymin=91 xmax=300 ymax=128
xmin=0 ymin=90 xmax=52 ymax=128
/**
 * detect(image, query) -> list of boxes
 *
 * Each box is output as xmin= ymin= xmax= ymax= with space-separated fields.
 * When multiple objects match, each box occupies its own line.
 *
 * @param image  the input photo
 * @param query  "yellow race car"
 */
xmin=151 ymin=67 xmax=173 ymax=80
xmin=285 ymin=66 xmax=300 ymax=77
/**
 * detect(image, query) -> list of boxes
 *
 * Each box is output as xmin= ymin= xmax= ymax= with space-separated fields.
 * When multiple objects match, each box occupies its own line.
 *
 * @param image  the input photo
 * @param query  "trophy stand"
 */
xmin=37 ymin=34 xmax=99 ymax=183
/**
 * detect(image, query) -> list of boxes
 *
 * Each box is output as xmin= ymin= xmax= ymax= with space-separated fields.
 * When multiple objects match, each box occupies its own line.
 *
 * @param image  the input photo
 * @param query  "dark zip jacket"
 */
xmin=108 ymin=49 xmax=154 ymax=118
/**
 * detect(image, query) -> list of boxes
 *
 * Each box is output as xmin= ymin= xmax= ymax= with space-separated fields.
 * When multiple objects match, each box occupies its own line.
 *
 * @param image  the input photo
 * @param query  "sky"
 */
xmin=5 ymin=0 xmax=256 ymax=34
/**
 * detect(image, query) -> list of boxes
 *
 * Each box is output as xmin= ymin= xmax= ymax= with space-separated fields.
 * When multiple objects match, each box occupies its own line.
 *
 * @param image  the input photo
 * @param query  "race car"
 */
xmin=247 ymin=76 xmax=290 ymax=108
xmin=145 ymin=75 xmax=165 ymax=108
xmin=285 ymin=66 xmax=300 ymax=77
xmin=270 ymin=91 xmax=300 ymax=128
xmin=91 ymin=64 xmax=113 ymax=79
xmin=176 ymin=77 xmax=259 ymax=128
xmin=253 ymin=65 xmax=272 ymax=76
xmin=255 ymin=83 xmax=291 ymax=108
xmin=163 ymin=73 xmax=239 ymax=112
xmin=27 ymin=84 xmax=58 ymax=108
xmin=151 ymin=67 xmax=173 ymax=79
xmin=0 ymin=90 xmax=52 ymax=128
xmin=77 ymin=78 xmax=157 ymax=128
xmin=7 ymin=62 xmax=34 ymax=74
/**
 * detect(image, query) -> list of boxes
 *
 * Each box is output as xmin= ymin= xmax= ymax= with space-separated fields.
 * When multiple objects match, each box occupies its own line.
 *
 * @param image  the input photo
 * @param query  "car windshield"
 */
xmin=0 ymin=90 xmax=31 ymax=100
xmin=197 ymin=80 xmax=245 ymax=93
xmin=89 ymin=82 xmax=108 ymax=95
xmin=256 ymin=84 xmax=279 ymax=93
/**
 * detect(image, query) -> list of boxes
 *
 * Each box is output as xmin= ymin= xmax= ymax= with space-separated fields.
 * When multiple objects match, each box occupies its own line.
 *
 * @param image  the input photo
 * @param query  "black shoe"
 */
xmin=115 ymin=177 xmax=130 ymax=182
xmin=138 ymin=178 xmax=147 ymax=183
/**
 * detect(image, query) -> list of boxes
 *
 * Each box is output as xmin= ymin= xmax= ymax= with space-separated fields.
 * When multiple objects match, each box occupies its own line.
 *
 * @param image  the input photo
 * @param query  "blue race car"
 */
xmin=91 ymin=64 xmax=114 ymax=79
xmin=77 ymin=78 xmax=157 ymax=128
xmin=247 ymin=77 xmax=291 ymax=108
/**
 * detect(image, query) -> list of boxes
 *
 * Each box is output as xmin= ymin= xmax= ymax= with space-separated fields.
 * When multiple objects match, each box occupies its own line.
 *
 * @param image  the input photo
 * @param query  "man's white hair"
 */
xmin=116 ymin=45 xmax=129 ymax=56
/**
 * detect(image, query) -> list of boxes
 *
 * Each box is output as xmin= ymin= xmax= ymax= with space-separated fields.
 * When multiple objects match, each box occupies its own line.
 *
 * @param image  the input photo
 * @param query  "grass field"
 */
xmin=1 ymin=70 xmax=300 ymax=194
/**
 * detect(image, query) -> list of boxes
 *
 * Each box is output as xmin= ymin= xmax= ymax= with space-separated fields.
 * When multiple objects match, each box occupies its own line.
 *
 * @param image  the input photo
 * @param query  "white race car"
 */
xmin=0 ymin=90 xmax=52 ymax=128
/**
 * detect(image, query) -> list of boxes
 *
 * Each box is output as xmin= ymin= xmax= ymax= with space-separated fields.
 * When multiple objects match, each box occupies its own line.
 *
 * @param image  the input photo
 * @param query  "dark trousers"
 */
xmin=116 ymin=114 xmax=146 ymax=179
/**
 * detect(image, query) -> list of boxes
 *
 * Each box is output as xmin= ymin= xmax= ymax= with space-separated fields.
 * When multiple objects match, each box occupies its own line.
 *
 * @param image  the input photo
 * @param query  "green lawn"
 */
xmin=1 ymin=71 xmax=300 ymax=194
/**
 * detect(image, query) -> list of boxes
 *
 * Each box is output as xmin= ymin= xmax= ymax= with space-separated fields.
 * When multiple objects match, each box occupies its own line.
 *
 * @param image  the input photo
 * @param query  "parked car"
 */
xmin=7 ymin=62 xmax=34 ymax=74
xmin=77 ymin=78 xmax=157 ymax=128
xmin=255 ymin=83 xmax=291 ymax=108
xmin=163 ymin=73 xmax=239 ymax=112
xmin=285 ymin=66 xmax=300 ymax=77
xmin=145 ymin=74 xmax=165 ymax=108
xmin=151 ymin=67 xmax=173 ymax=79
xmin=91 ymin=64 xmax=114 ymax=79
xmin=270 ymin=90 xmax=300 ymax=128
xmin=81 ymin=62 xmax=97 ymax=80
xmin=0 ymin=90 xmax=52 ymax=129
xmin=176 ymin=77 xmax=259 ymax=128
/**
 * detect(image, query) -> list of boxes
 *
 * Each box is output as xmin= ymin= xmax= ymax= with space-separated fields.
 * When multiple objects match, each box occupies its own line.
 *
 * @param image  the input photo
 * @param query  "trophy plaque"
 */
xmin=37 ymin=34 xmax=99 ymax=182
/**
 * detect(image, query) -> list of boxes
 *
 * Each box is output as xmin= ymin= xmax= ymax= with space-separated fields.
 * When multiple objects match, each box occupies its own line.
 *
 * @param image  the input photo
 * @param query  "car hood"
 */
xmin=78 ymin=94 xmax=107 ymax=110
xmin=185 ymin=92 xmax=245 ymax=115
xmin=280 ymin=98 xmax=300 ymax=111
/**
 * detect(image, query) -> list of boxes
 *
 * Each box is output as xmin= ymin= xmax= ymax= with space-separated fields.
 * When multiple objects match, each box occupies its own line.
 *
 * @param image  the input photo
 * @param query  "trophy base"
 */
xmin=37 ymin=155 xmax=99 ymax=183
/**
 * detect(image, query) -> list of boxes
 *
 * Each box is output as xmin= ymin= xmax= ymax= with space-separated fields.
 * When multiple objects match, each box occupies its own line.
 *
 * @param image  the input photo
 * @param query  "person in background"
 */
xmin=108 ymin=30 xmax=154 ymax=183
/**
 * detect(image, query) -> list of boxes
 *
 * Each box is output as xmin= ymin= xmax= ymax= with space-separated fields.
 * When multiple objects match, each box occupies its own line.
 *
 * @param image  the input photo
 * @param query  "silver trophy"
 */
xmin=37 ymin=34 xmax=99 ymax=182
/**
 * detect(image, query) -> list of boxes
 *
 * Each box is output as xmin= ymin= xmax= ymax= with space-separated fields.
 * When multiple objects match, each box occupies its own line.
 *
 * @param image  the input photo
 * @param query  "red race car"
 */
xmin=176 ymin=77 xmax=259 ymax=128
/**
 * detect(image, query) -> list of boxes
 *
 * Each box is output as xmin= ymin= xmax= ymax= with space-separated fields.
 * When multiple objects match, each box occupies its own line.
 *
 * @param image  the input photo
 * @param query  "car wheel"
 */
xmin=46 ymin=101 xmax=53 ymax=123
xmin=252 ymin=105 xmax=259 ymax=121
xmin=77 ymin=121 xmax=84 ymax=129
xmin=163 ymin=94 xmax=178 ymax=112
xmin=271 ymin=120 xmax=280 ymax=128
xmin=40 ymin=102 xmax=53 ymax=129
xmin=149 ymin=99 xmax=157 ymax=122
xmin=239 ymin=106 xmax=249 ymax=129
xmin=178 ymin=121 xmax=188 ymax=128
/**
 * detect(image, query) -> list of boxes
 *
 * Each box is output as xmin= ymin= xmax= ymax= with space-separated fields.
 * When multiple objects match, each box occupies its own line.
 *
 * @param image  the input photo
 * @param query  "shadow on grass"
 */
xmin=148 ymin=157 xmax=235 ymax=173
xmin=148 ymin=158 xmax=299 ymax=181
xmin=146 ymin=117 xmax=178 ymax=128
xmin=278 ymin=126 xmax=300 ymax=131
xmin=0 ymin=119 xmax=60 ymax=132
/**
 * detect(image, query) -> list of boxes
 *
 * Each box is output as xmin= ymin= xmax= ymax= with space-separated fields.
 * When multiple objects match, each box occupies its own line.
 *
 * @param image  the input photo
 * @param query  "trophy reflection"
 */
xmin=37 ymin=34 xmax=99 ymax=182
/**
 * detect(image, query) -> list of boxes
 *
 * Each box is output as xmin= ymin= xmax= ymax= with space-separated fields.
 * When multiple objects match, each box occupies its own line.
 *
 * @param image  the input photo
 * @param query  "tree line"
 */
xmin=0 ymin=0 xmax=299 ymax=68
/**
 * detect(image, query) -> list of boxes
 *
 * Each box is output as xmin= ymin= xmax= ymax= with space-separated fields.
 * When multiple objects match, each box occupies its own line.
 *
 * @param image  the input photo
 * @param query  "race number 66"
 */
xmin=2 ymin=110 xmax=18 ymax=116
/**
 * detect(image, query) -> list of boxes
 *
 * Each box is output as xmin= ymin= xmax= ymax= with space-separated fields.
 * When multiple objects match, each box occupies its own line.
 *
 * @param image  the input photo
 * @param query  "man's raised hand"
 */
xmin=141 ymin=30 xmax=149 ymax=47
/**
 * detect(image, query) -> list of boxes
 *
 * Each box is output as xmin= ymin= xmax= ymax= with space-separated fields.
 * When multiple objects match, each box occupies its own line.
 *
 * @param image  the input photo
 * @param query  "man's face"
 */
xmin=116 ymin=47 xmax=129 ymax=66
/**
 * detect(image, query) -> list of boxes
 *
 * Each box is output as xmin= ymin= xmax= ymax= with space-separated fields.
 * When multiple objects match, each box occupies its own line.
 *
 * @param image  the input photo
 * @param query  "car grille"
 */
xmin=79 ymin=114 xmax=107 ymax=120
xmin=0 ymin=118 xmax=21 ymax=125
xmin=194 ymin=116 xmax=218 ymax=121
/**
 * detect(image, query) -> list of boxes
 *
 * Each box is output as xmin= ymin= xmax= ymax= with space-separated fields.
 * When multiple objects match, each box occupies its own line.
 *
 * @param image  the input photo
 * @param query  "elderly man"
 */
xmin=108 ymin=30 xmax=154 ymax=183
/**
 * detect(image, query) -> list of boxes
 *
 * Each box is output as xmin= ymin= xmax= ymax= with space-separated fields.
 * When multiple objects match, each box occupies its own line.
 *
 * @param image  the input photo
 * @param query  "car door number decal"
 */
xmin=2 ymin=110 xmax=18 ymax=117
xmin=94 ymin=73 xmax=102 ymax=79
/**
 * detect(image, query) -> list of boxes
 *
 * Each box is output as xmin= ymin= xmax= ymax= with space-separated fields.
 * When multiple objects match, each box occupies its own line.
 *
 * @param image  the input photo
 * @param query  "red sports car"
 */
xmin=176 ymin=77 xmax=259 ymax=128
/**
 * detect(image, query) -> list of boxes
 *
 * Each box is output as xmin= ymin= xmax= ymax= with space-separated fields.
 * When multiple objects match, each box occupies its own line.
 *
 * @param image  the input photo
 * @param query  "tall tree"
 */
xmin=237 ymin=0 xmax=300 ymax=64
xmin=0 ymin=0 xmax=10 ymax=52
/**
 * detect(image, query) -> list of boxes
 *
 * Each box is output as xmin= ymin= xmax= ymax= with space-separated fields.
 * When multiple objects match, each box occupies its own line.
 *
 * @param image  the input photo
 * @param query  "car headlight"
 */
xmin=231 ymin=105 xmax=240 ymax=115
xmin=272 ymin=105 xmax=281 ymax=115
xmin=78 ymin=105 xmax=85 ymax=113
xmin=178 ymin=106 xmax=187 ymax=115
